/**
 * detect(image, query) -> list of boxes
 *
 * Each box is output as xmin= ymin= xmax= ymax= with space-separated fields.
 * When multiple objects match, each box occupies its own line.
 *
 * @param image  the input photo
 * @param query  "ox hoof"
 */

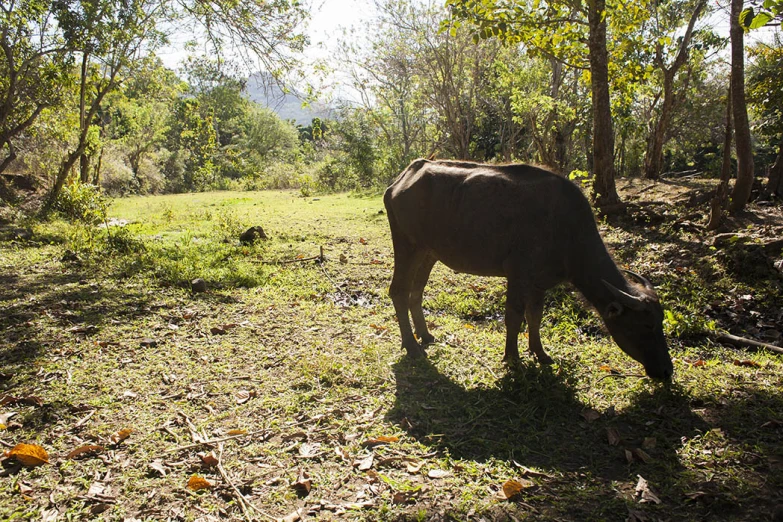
xmin=403 ymin=342 xmax=427 ymax=359
xmin=418 ymin=333 xmax=435 ymax=345
xmin=535 ymin=353 xmax=554 ymax=365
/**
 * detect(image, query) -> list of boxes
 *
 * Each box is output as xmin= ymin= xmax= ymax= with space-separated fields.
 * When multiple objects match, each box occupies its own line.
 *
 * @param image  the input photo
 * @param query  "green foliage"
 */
xmin=747 ymin=36 xmax=783 ymax=147
xmin=54 ymin=181 xmax=108 ymax=225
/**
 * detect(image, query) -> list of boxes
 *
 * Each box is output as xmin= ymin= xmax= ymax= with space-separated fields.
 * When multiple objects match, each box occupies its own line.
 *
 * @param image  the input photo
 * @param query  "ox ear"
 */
xmin=602 ymin=279 xmax=646 ymax=312
xmin=606 ymin=301 xmax=624 ymax=319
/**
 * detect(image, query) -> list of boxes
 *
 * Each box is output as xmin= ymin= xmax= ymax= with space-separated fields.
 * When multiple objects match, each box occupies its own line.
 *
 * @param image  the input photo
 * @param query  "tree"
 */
xmin=642 ymin=0 xmax=707 ymax=180
xmin=728 ymin=0 xmax=755 ymax=212
xmin=0 ymin=0 xmax=72 ymax=175
xmin=446 ymin=0 xmax=623 ymax=205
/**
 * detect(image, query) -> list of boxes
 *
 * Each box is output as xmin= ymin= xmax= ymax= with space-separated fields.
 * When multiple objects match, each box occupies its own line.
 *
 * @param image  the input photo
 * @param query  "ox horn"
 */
xmin=602 ymin=279 xmax=646 ymax=311
xmin=621 ymin=269 xmax=655 ymax=292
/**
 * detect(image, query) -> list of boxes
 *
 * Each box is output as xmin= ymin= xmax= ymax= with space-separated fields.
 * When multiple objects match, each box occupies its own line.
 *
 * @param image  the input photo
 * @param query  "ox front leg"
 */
xmin=525 ymin=291 xmax=553 ymax=365
xmin=389 ymin=250 xmax=427 ymax=358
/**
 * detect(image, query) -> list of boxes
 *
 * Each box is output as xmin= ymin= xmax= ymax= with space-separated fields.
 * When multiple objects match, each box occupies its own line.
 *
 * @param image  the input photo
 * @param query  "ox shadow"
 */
xmin=384 ymin=352 xmax=781 ymax=520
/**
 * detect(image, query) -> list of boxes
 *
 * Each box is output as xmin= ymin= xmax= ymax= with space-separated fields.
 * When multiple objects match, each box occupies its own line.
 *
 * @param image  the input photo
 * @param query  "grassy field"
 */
xmin=1 ymin=188 xmax=782 ymax=521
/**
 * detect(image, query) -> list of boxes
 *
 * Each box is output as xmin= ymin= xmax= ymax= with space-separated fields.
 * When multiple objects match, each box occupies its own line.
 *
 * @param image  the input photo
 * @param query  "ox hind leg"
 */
xmin=504 ymin=282 xmax=553 ymax=365
xmin=389 ymin=240 xmax=429 ymax=358
xmin=409 ymin=254 xmax=436 ymax=345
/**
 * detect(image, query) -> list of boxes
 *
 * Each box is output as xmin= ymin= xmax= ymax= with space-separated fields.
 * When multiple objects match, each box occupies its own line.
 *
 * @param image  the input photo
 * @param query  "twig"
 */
xmin=264 ymin=246 xmax=325 ymax=265
xmin=73 ymin=409 xmax=96 ymax=429
xmin=0 ymin=439 xmax=14 ymax=449
xmin=217 ymin=443 xmax=274 ymax=522
xmin=166 ymin=429 xmax=270 ymax=454
xmin=597 ymin=373 xmax=646 ymax=382
xmin=714 ymin=333 xmax=783 ymax=355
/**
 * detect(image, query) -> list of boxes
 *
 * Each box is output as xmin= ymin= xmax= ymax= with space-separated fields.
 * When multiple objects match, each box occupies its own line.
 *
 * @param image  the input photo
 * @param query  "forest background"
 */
xmin=1 ymin=0 xmax=782 ymax=219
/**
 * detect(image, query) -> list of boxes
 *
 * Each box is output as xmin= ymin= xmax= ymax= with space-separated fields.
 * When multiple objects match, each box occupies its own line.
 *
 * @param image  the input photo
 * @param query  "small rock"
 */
xmin=191 ymin=278 xmax=207 ymax=293
xmin=239 ymin=226 xmax=268 ymax=244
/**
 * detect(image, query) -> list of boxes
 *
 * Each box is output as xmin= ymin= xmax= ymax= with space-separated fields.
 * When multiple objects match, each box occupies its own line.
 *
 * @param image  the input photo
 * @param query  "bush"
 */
xmin=55 ymin=182 xmax=108 ymax=225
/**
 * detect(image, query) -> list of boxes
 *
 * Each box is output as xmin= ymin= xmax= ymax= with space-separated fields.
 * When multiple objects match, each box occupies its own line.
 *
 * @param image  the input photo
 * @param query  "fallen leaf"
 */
xmin=625 ymin=449 xmax=635 ymax=464
xmin=361 ymin=435 xmax=399 ymax=448
xmin=427 ymin=469 xmax=451 ymax=479
xmin=187 ymin=475 xmax=214 ymax=491
xmin=642 ymin=437 xmax=657 ymax=450
xmin=149 ymin=460 xmax=168 ymax=476
xmin=66 ymin=444 xmax=104 ymax=460
xmin=733 ymin=359 xmax=761 ymax=368
xmin=369 ymin=324 xmax=388 ymax=332
xmin=580 ymin=408 xmax=601 ymax=423
xmin=334 ymin=446 xmax=350 ymax=461
xmin=635 ymin=475 xmax=661 ymax=504
xmin=606 ymin=428 xmax=621 ymax=446
xmin=339 ymin=254 xmax=348 ymax=264
xmin=210 ymin=326 xmax=227 ymax=335
xmin=354 ymin=453 xmax=374 ymax=471
xmin=18 ymin=481 xmax=33 ymax=495
xmin=359 ymin=237 xmax=368 ymax=245
xmin=5 ymin=443 xmax=49 ymax=466
xmin=226 ymin=428 xmax=248 ymax=436
xmin=634 ymin=448 xmax=653 ymax=464
xmin=235 ymin=389 xmax=256 ymax=404
xmin=298 ymin=442 xmax=322 ymax=458
xmin=406 ymin=461 xmax=424 ymax=473
xmin=290 ymin=470 xmax=311 ymax=497
xmin=200 ymin=452 xmax=219 ymax=467
xmin=110 ymin=428 xmax=133 ymax=444
xmin=691 ymin=359 xmax=706 ymax=368
xmin=392 ymin=491 xmax=417 ymax=505
xmin=140 ymin=338 xmax=158 ymax=347
xmin=279 ymin=509 xmax=303 ymax=522
xmin=0 ymin=395 xmax=43 ymax=407
xmin=0 ymin=411 xmax=17 ymax=425
xmin=500 ymin=478 xmax=534 ymax=499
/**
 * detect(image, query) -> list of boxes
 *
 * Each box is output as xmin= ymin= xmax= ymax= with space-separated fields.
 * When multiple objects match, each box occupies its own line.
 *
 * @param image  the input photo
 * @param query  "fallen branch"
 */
xmin=265 ymin=246 xmax=325 ymax=265
xmin=217 ymin=443 xmax=276 ymax=522
xmin=166 ymin=429 xmax=270 ymax=454
xmin=714 ymin=333 xmax=783 ymax=355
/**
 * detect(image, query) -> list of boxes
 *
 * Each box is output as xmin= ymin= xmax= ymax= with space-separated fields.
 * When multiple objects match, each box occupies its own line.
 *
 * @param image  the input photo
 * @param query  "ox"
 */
xmin=383 ymin=159 xmax=673 ymax=380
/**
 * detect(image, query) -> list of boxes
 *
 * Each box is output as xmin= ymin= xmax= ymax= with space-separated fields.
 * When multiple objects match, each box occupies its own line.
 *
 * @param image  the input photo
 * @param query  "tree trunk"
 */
xmin=643 ymin=0 xmax=705 ymax=180
xmin=587 ymin=0 xmax=619 ymax=206
xmin=707 ymin=85 xmax=733 ymax=231
xmin=762 ymin=136 xmax=783 ymax=199
xmin=79 ymin=52 xmax=90 ymax=184
xmin=728 ymin=0 xmax=755 ymax=212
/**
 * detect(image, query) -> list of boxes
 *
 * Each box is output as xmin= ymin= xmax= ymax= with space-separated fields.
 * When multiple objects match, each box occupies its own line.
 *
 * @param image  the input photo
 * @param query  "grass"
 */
xmin=1 ymin=188 xmax=781 ymax=521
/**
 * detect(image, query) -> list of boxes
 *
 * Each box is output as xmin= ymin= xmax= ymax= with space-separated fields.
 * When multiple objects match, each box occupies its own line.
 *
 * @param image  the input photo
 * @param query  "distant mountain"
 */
xmin=245 ymin=73 xmax=334 ymax=126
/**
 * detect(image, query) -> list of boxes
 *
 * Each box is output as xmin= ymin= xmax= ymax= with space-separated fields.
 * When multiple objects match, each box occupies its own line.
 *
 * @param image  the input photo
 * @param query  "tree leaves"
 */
xmin=187 ymin=475 xmax=214 ymax=491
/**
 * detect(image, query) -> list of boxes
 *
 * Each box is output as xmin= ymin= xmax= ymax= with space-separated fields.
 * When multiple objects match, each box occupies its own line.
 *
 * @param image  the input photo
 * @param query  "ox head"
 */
xmin=601 ymin=271 xmax=673 ymax=380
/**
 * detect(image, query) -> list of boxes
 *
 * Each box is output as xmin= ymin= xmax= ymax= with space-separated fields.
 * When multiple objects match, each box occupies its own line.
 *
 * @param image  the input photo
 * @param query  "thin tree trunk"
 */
xmin=762 ymin=136 xmax=783 ymax=199
xmin=707 ymin=85 xmax=733 ymax=231
xmin=728 ymin=0 xmax=755 ymax=212
xmin=587 ymin=0 xmax=619 ymax=206
xmin=79 ymin=52 xmax=90 ymax=184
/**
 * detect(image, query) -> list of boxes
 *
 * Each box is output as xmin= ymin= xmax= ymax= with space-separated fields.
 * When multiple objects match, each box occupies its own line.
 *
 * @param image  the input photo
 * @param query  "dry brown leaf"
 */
xmin=226 ymin=428 xmax=248 ymax=435
xmin=235 ymin=389 xmax=256 ymax=404
xmin=635 ymin=475 xmax=661 ymax=504
xmin=200 ymin=451 xmax=219 ymax=467
xmin=406 ymin=461 xmax=424 ymax=473
xmin=642 ymin=437 xmax=657 ymax=450
xmin=0 ymin=395 xmax=43 ymax=407
xmin=733 ymin=359 xmax=762 ymax=368
xmin=369 ymin=323 xmax=388 ymax=332
xmin=606 ymin=428 xmax=621 ymax=446
xmin=148 ymin=460 xmax=168 ymax=476
xmin=354 ymin=454 xmax=374 ymax=471
xmin=625 ymin=449 xmax=635 ymax=464
xmin=66 ymin=444 xmax=104 ymax=460
xmin=427 ymin=469 xmax=451 ymax=479
xmin=359 ymin=237 xmax=368 ymax=245
xmin=6 ymin=443 xmax=49 ymax=466
xmin=334 ymin=446 xmax=350 ymax=461
xmin=298 ymin=442 xmax=322 ymax=458
xmin=501 ymin=478 xmax=534 ymax=499
xmin=290 ymin=470 xmax=311 ymax=497
xmin=634 ymin=448 xmax=653 ymax=464
xmin=580 ymin=408 xmax=601 ymax=423
xmin=691 ymin=359 xmax=706 ymax=368
xmin=187 ymin=475 xmax=214 ymax=491
xmin=361 ymin=435 xmax=399 ymax=448
xmin=279 ymin=509 xmax=303 ymax=522
xmin=392 ymin=491 xmax=417 ymax=505
xmin=110 ymin=428 xmax=133 ymax=444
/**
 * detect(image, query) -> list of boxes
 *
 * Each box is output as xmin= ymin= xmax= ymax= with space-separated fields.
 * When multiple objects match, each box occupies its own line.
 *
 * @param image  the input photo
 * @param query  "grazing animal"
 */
xmin=383 ymin=159 xmax=673 ymax=380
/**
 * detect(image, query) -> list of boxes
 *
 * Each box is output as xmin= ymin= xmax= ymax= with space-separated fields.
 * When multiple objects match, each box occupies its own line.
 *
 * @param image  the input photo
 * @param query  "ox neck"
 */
xmin=571 ymin=254 xmax=633 ymax=314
